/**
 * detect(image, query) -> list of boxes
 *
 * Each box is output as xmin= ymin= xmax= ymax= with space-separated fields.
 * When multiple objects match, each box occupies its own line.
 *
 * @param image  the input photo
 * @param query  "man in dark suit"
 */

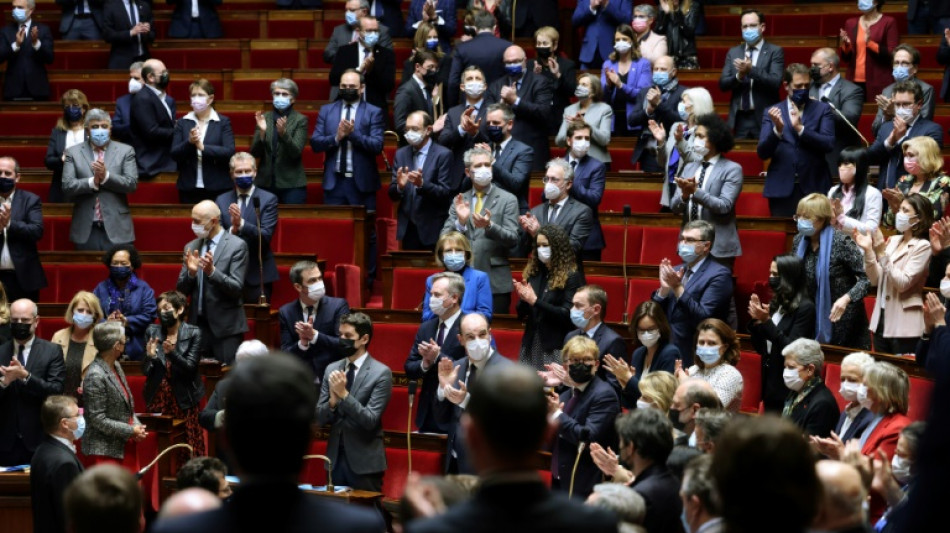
xmin=651 ymin=221 xmax=734 ymax=366
xmin=323 ymin=0 xmax=394 ymax=64
xmin=871 ymin=44 xmax=936 ymax=138
xmin=388 ymin=111 xmax=455 ymax=251
xmin=311 ymin=69 xmax=384 ymax=281
xmin=409 ymin=362 xmax=617 ymax=533
xmin=758 ymin=63 xmax=835 ymax=217
xmin=481 ymin=103 xmax=533 ymax=214
xmin=809 ymin=48 xmax=865 ymax=180
xmin=447 ymin=10 xmax=512 ymax=108
xmin=433 ymin=312 xmax=514 ymax=474
xmin=57 ymin=0 xmax=104 ymax=40
xmin=867 ymin=80 xmax=945 ymax=190
xmin=618 ymin=409 xmax=685 ymax=533
xmin=364 ymin=0 xmax=403 ymax=37
xmin=111 ymin=61 xmax=143 ymax=144
xmin=62 ymin=108 xmax=138 ymax=251
xmin=564 ymin=285 xmax=627 ymax=389
xmin=519 ymin=158 xmax=594 ymax=256
xmin=279 ymin=260 xmax=349 ymax=386
xmin=0 ymin=0 xmax=53 ymax=101
xmin=718 ymin=9 xmax=785 ymax=139
xmin=628 ymin=56 xmax=689 ymax=172
xmin=940 ymin=28 xmax=950 ymax=103
xmin=30 ymin=395 xmax=84 ymax=533
xmin=394 ymin=50 xmax=439 ymax=135
xmin=153 ymin=354 xmax=384 ymax=533
xmin=167 ymin=0 xmax=223 ymax=39
xmin=564 ymin=121 xmax=607 ymax=261
xmin=102 ymin=0 xmax=154 ymax=70
xmin=0 ymin=157 xmax=47 ymax=302
xmin=488 ymin=45 xmax=554 ymax=171
xmin=316 ymin=312 xmax=393 ymax=492
xmin=548 ymin=335 xmax=620 ymax=499
xmin=176 ymin=200 xmax=249 ymax=365
xmin=215 ymin=152 xmax=278 ymax=304
xmin=435 ymin=66 xmax=496 ymax=187
xmin=0 ymin=299 xmax=65 ymax=466
xmin=404 ymin=272 xmax=467 ymax=433
xmin=405 ymin=0 xmax=455 ymax=51
xmin=572 ymin=0 xmax=633 ymax=69
xmin=329 ymin=16 xmax=396 ymax=117
xmin=670 ymin=379 xmax=722 ymax=447
xmin=130 ymin=59 xmax=177 ymax=179
xmin=503 ymin=0 xmax=559 ymax=38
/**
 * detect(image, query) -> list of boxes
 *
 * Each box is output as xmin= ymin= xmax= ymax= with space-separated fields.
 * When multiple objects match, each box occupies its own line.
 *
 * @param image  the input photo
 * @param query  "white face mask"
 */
xmin=429 ymin=295 xmax=446 ymax=316
xmin=307 ymin=281 xmax=325 ymax=301
xmin=466 ymin=338 xmax=490 ymax=362
xmin=463 ymin=81 xmax=486 ymax=97
xmin=638 ymin=329 xmax=660 ymax=348
xmin=614 ymin=40 xmax=633 ymax=54
xmin=192 ymin=222 xmax=210 ymax=239
xmin=129 ymin=78 xmax=143 ymax=94
xmin=783 ymin=367 xmax=805 ymax=392
xmin=191 ymin=95 xmax=210 ymax=113
xmin=571 ymin=139 xmax=590 ymax=159
xmin=692 ymin=136 xmax=709 ymax=157
xmin=636 ymin=399 xmax=653 ymax=410
xmin=891 ymin=454 xmax=912 ymax=485
xmin=857 ymin=384 xmax=873 ymax=410
xmin=940 ymin=278 xmax=950 ymax=298
xmin=839 ymin=381 xmax=860 ymax=402
xmin=537 ymin=246 xmax=552 ymax=264
xmin=404 ymin=130 xmax=426 ymax=146
xmin=472 ymin=166 xmax=492 ymax=187
xmin=543 ymin=181 xmax=561 ymax=200
xmin=894 ymin=212 xmax=916 ymax=233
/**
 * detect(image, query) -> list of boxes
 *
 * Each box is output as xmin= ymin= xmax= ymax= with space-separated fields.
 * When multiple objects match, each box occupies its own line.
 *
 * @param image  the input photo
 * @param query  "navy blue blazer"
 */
xmin=488 ymin=72 xmax=554 ymax=171
xmin=630 ymin=464 xmax=685 ymax=533
xmin=867 ymin=118 xmax=945 ymax=189
xmin=564 ymin=323 xmax=627 ymax=391
xmin=915 ymin=311 xmax=950 ymax=374
xmin=171 ymin=113 xmax=236 ymax=192
xmin=112 ymin=93 xmax=133 ymax=143
xmin=328 ymin=43 xmax=396 ymax=114
xmin=367 ymin=0 xmax=404 ymax=37
xmin=437 ymin=99 xmax=495 ymax=187
xmin=0 ymin=339 xmax=64 ymax=454
xmin=405 ymin=0 xmax=455 ymax=50
xmin=568 ymin=155 xmax=607 ymax=251
xmin=551 ymin=377 xmax=620 ymax=499
xmin=44 ymin=128 xmax=74 ymax=203
xmin=758 ymin=100 xmax=836 ymax=200
xmin=129 ymin=87 xmax=177 ymax=177
xmin=0 ymin=21 xmax=54 ymax=101
xmin=404 ymin=315 xmax=466 ymax=434
xmin=5 ymin=189 xmax=47 ymax=293
xmin=388 ymin=140 xmax=455 ymax=246
xmin=835 ymin=406 xmax=874 ymax=443
xmin=167 ymin=0 xmax=222 ymax=38
xmin=446 ymin=33 xmax=512 ymax=108
xmin=29 ymin=435 xmax=83 ymax=533
xmin=489 ymin=138 xmax=533 ymax=215
xmin=310 ymin=100 xmax=384 ymax=195
xmin=435 ymin=352 xmax=513 ymax=474
xmin=215 ymin=187 xmax=279 ymax=286
xmin=278 ymin=296 xmax=350 ymax=385
xmin=621 ymin=343 xmax=681 ymax=408
xmin=572 ymin=0 xmax=633 ymax=66
xmin=651 ymin=259 xmax=733 ymax=367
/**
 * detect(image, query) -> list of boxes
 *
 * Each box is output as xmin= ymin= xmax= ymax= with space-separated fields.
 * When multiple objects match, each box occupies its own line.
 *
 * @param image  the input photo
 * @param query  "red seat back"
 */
xmin=492 ymin=329 xmax=523 ymax=361
xmin=908 ymin=376 xmax=934 ymax=422
xmin=370 ymin=323 xmax=418 ymax=370
xmin=274 ymin=219 xmax=357 ymax=272
xmin=36 ymin=318 xmax=69 ymax=341
xmin=135 ymin=217 xmax=195 ymax=252
xmin=586 ymin=275 xmax=627 ymax=323
xmin=391 ymin=268 xmax=438 ymax=311
xmin=823 ymin=363 xmax=848 ymax=411
xmin=598 ymin=189 xmax=663 ymax=213
xmin=735 ymin=193 xmax=771 ymax=216
xmin=300 ymin=440 xmax=329 ymax=487
xmin=736 ymin=351 xmax=762 ymax=414
xmin=639 ymin=227 xmax=680 ymax=265
xmin=382 ymin=386 xmax=420 ymax=433
xmin=383 ymin=448 xmax=444 ymax=500
xmin=625 ymin=278 xmax=659 ymax=319
xmin=138 ymin=264 xmax=183 ymax=296
xmin=125 ymin=375 xmax=148 ymax=413
xmin=601 ymin=225 xmax=644 ymax=264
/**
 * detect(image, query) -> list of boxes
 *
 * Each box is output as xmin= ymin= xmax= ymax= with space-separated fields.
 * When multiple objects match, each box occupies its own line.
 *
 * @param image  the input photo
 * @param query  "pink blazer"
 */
xmin=866 ymin=236 xmax=932 ymax=338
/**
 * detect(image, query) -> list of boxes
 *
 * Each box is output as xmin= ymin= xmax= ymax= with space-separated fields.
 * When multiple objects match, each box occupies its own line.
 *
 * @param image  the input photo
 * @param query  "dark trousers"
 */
xmin=0 ymin=270 xmax=39 ymax=303
xmin=493 ymin=292 xmax=512 ymax=317
xmin=61 ymin=17 xmax=102 ymax=40
xmin=265 ymin=186 xmax=307 ymax=205
xmin=400 ymin=220 xmax=434 ymax=252
xmin=171 ymin=18 xmax=206 ymax=39
xmin=768 ymin=184 xmax=806 ymax=218
xmin=711 ymin=255 xmax=739 ymax=329
xmin=873 ymin=315 xmax=920 ymax=356
xmin=179 ymin=188 xmax=229 ymax=205
xmin=333 ymin=446 xmax=383 ymax=492
xmin=734 ymin=109 xmax=760 ymax=139
xmin=580 ymin=249 xmax=602 ymax=262
xmin=0 ymin=438 xmax=33 ymax=466
xmin=636 ymin=148 xmax=662 ymax=172
xmin=74 ymin=223 xmax=128 ymax=251
xmin=196 ymin=316 xmax=243 ymax=365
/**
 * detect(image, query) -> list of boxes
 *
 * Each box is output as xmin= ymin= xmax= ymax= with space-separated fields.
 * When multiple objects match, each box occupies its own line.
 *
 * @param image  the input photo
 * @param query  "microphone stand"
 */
xmin=621 ymin=205 xmax=631 ymax=324
xmin=302 ymin=454 xmax=335 ymax=492
xmin=568 ymin=428 xmax=590 ymax=499
xmin=252 ymin=196 xmax=267 ymax=306
xmin=407 ymin=380 xmax=417 ymax=474
xmin=821 ymin=96 xmax=870 ymax=147
xmin=382 ymin=131 xmax=400 ymax=172
xmin=136 ymin=443 xmax=194 ymax=480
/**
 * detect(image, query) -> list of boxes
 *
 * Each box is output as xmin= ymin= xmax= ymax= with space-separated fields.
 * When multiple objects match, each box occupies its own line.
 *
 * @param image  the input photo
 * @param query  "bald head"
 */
xmin=157 ymin=488 xmax=222 ymax=521
xmin=141 ymin=59 xmax=168 ymax=89
xmin=10 ymin=298 xmax=38 ymax=318
xmin=653 ymin=55 xmax=677 ymax=76
xmin=503 ymin=46 xmax=526 ymax=64
xmin=814 ymin=460 xmax=866 ymax=530
xmin=191 ymin=201 xmax=221 ymax=237
xmin=459 ymin=313 xmax=489 ymax=338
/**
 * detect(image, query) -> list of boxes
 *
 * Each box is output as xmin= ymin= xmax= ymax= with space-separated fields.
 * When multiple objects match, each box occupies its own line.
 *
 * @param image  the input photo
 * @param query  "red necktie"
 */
xmin=94 ymin=150 xmax=104 ymax=222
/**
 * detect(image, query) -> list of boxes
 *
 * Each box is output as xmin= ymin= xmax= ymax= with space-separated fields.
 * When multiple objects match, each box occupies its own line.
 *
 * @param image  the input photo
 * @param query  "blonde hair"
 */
xmin=56 ymin=89 xmax=90 ymax=130
xmin=64 ymin=291 xmax=104 ymax=327
xmin=0 ymin=281 xmax=9 ymax=324
xmin=796 ymin=193 xmax=834 ymax=225
xmin=639 ymin=371 xmax=678 ymax=413
xmin=561 ymin=335 xmax=599 ymax=362
xmin=865 ymin=361 xmax=909 ymax=415
xmin=901 ymin=136 xmax=944 ymax=178
xmin=434 ymin=231 xmax=473 ymax=268
xmin=534 ymin=26 xmax=559 ymax=47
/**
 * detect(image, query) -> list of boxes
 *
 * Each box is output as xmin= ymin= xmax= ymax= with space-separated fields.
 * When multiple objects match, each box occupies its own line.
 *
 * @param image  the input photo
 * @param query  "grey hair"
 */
xmin=235 ymin=340 xmax=269 ymax=361
xmin=694 ymin=408 xmax=731 ymax=447
xmin=229 ymin=151 xmax=257 ymax=173
xmin=589 ymin=483 xmax=646 ymax=524
xmin=355 ymin=0 xmax=370 ymax=10
xmin=814 ymin=47 xmax=841 ymax=68
xmin=92 ymin=322 xmax=125 ymax=353
xmin=129 ymin=61 xmax=145 ymax=72
xmin=431 ymin=272 xmax=466 ymax=300
xmin=463 ymin=146 xmax=493 ymax=168
xmin=84 ymin=108 xmax=112 ymax=128
xmin=841 ymin=352 xmax=875 ymax=373
xmin=25 ymin=0 xmax=36 ymax=9
xmin=270 ymin=78 xmax=299 ymax=98
xmin=682 ymin=454 xmax=720 ymax=514
xmin=682 ymin=220 xmax=715 ymax=244
xmin=634 ymin=4 xmax=656 ymax=18
xmin=782 ymin=338 xmax=825 ymax=373
xmin=486 ymin=102 xmax=514 ymax=122
xmin=289 ymin=260 xmax=319 ymax=285
xmin=546 ymin=157 xmax=574 ymax=183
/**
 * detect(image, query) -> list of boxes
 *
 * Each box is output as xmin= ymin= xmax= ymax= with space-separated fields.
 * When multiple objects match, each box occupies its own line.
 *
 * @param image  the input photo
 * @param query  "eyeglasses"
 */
xmin=541 ymin=176 xmax=565 ymax=184
xmin=566 ymin=357 xmax=597 ymax=365
xmin=679 ymin=237 xmax=707 ymax=244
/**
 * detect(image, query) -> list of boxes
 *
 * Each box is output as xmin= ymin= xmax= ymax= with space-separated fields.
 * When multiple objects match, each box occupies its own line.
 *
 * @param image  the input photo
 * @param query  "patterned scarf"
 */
xmin=104 ymin=273 xmax=139 ymax=315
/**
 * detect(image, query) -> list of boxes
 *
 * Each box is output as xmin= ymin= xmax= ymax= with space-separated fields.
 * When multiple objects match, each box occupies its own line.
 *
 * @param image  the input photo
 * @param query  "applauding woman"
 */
xmin=601 ymin=24 xmax=652 ymax=137
xmin=677 ymin=318 xmax=744 ymax=412
xmin=829 ymin=147 xmax=883 ymax=236
xmin=171 ymin=79 xmax=236 ymax=204
xmin=604 ymin=301 xmax=680 ymax=408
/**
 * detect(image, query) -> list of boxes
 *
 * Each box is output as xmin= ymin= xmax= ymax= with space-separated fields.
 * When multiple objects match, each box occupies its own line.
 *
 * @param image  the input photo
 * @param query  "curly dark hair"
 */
xmin=101 ymin=243 xmax=142 ymax=270
xmin=522 ymin=224 xmax=576 ymax=290
xmin=695 ymin=113 xmax=735 ymax=155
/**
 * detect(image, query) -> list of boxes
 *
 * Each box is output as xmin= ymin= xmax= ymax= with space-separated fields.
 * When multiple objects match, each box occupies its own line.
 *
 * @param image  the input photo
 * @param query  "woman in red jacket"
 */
xmin=839 ymin=0 xmax=900 ymax=103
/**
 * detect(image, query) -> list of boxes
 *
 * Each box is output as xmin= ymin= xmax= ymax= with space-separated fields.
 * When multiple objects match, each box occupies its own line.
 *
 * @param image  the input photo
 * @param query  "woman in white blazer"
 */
xmin=556 ymin=73 xmax=614 ymax=165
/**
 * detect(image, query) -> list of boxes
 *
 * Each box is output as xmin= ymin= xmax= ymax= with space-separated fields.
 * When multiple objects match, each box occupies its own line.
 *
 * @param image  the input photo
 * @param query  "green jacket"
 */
xmin=250 ymin=109 xmax=309 ymax=189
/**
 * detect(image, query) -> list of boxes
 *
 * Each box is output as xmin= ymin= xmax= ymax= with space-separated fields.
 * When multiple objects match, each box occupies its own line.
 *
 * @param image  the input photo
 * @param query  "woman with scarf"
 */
xmin=779 ymin=338 xmax=840 ymax=438
xmin=92 ymin=244 xmax=157 ymax=361
xmin=793 ymin=193 xmax=871 ymax=350
xmin=649 ymin=87 xmax=714 ymax=208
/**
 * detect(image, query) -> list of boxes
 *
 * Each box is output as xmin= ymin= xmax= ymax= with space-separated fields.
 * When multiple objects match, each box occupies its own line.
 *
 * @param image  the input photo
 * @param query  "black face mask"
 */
xmin=768 ymin=276 xmax=781 ymax=290
xmin=339 ymin=88 xmax=360 ymax=103
xmin=536 ymin=46 xmax=552 ymax=62
xmin=336 ymin=338 xmax=359 ymax=358
xmin=156 ymin=72 xmax=170 ymax=90
xmin=159 ymin=310 xmax=178 ymax=328
xmin=422 ymin=70 xmax=440 ymax=87
xmin=568 ymin=363 xmax=594 ymax=384
xmin=486 ymin=125 xmax=506 ymax=143
xmin=668 ymin=408 xmax=686 ymax=431
xmin=810 ymin=66 xmax=823 ymax=83
xmin=11 ymin=322 xmax=32 ymax=341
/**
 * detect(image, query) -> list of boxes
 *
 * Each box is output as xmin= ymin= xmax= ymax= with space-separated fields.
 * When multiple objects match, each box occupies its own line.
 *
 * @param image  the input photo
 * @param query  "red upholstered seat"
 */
xmin=492 ymin=329 xmax=523 ymax=361
xmin=864 ymin=297 xmax=876 ymax=328
xmin=376 ymin=217 xmax=399 ymax=261
xmin=383 ymin=448 xmax=444 ymax=500
xmin=585 ymin=275 xmax=627 ymax=323
xmin=735 ymin=193 xmax=770 ymax=216
xmin=300 ymin=440 xmax=329 ymax=487
xmin=639 ymin=226 xmax=680 ymax=265
xmin=736 ymin=351 xmax=762 ymax=414
xmin=908 ymin=376 xmax=934 ymax=422
xmin=601 ymin=225 xmax=644 ymax=264
xmin=135 ymin=217 xmax=196 ymax=252
xmin=332 ymin=264 xmax=362 ymax=308
xmin=125 ymin=375 xmax=148 ymax=413
xmin=129 ymin=182 xmax=180 ymax=204
xmin=610 ymin=148 xmax=635 ymax=171
xmin=730 ymin=151 xmax=765 ymax=176
xmin=823 ymin=363 xmax=847 ymax=411
xmin=598 ymin=189 xmax=663 ymax=213
xmin=391 ymin=268 xmax=438 ymax=311
xmin=624 ymin=277 xmax=660 ymax=319
xmin=274 ymin=219 xmax=356 ymax=271
xmin=42 ymin=263 xmax=103 ymax=303
xmin=137 ymin=264 xmax=182 ymax=295
xmin=735 ymin=231 xmax=786 ymax=290
xmin=17 ymin=182 xmax=49 ymax=202
xmin=382 ymin=386 xmax=420 ymax=433
xmin=36 ymin=317 xmax=69 ymax=341
xmin=370 ymin=323 xmax=419 ymax=370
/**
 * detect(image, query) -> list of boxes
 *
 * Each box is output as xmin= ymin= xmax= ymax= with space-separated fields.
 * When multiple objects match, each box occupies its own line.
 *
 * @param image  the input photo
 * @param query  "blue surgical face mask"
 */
xmin=858 ymin=0 xmax=875 ymax=12
xmin=652 ymin=71 xmax=670 ymax=87
xmin=72 ymin=416 xmax=86 ymax=440
xmin=72 ymin=312 xmax=94 ymax=329
xmin=678 ymin=242 xmax=699 ymax=264
xmin=681 ymin=509 xmax=692 ymax=533
xmin=345 ymin=10 xmax=359 ymax=26
xmin=790 ymin=88 xmax=809 ymax=106
xmin=425 ymin=38 xmax=439 ymax=50
xmin=362 ymin=31 xmax=380 ymax=47
xmin=677 ymin=101 xmax=689 ymax=121
xmin=90 ymin=128 xmax=110 ymax=147
xmin=234 ymin=174 xmax=254 ymax=190
xmin=696 ymin=345 xmax=721 ymax=365
xmin=12 ymin=7 xmax=27 ymax=23
xmin=273 ymin=95 xmax=291 ymax=110
xmin=505 ymin=63 xmax=524 ymax=77
xmin=443 ymin=251 xmax=466 ymax=272
xmin=892 ymin=66 xmax=910 ymax=82
xmin=797 ymin=218 xmax=816 ymax=236
xmin=570 ymin=308 xmax=590 ymax=329
xmin=742 ymin=28 xmax=760 ymax=44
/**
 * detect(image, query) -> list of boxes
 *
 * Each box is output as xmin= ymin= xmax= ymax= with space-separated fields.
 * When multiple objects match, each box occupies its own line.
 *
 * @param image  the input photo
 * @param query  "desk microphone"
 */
xmin=382 ymin=131 xmax=399 ymax=172
xmin=621 ymin=205 xmax=631 ymax=324
xmin=252 ymin=196 xmax=267 ymax=306
xmin=568 ymin=428 xmax=591 ymax=499
xmin=407 ymin=379 xmax=418 ymax=473
xmin=820 ymin=96 xmax=869 ymax=147
xmin=303 ymin=454 xmax=334 ymax=492
xmin=136 ymin=443 xmax=194 ymax=480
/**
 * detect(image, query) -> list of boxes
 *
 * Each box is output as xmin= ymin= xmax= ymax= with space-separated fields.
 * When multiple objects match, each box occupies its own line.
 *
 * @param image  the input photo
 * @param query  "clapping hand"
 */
xmin=454 ymin=194 xmax=471 ymax=225
xmin=336 ymin=118 xmax=354 ymax=142
xmin=545 ymin=389 xmax=563 ymax=415
xmin=396 ymin=166 xmax=411 ymax=190
xmin=647 ymin=119 xmax=667 ymax=145
xmin=500 ymin=83 xmax=518 ymax=105
xmin=888 ymin=115 xmax=908 ymax=144
xmin=0 ymin=356 xmax=29 ymax=384
xmin=0 ymin=204 xmax=9 ymax=229
xmin=768 ymin=107 xmax=785 ymax=135
xmin=254 ymin=111 xmax=267 ymax=133
xmin=809 ymin=430 xmax=844 ymax=460
xmin=275 ymin=116 xmax=288 ymax=137
xmin=733 ymin=56 xmax=752 ymax=77
xmin=604 ymin=67 xmax=621 ymax=87
xmin=839 ymin=28 xmax=851 ymax=47
xmin=294 ymin=321 xmax=315 ymax=343
xmin=603 ymin=353 xmax=634 ymax=387
xmin=674 ymin=358 xmax=688 ymax=381
xmin=92 ymin=160 xmax=107 ymax=186
xmin=673 ymin=123 xmax=685 ymax=142
xmin=189 ymin=126 xmax=204 ymax=151
xmin=30 ymin=26 xmax=38 ymax=46
xmin=852 ymin=228 xmax=874 ymax=253
xmin=14 ymin=24 xmax=25 ymax=47
xmin=589 ymin=442 xmax=620 ymax=478
xmin=407 ymin=170 xmax=423 ymax=187
xmin=228 ymin=203 xmax=242 ymax=234
xmin=433 ymin=113 xmax=447 ymax=133
xmin=513 ymin=278 xmax=538 ymax=305
xmin=146 ymin=337 xmax=160 ymax=359
xmin=184 ymin=249 xmax=201 ymax=276
xmin=518 ymin=212 xmax=540 ymax=236
xmin=923 ymin=292 xmax=948 ymax=334
xmin=198 ymin=250 xmax=214 ymax=276
xmin=437 ymin=357 xmax=459 ymax=389
xmin=540 ymin=362 xmax=574 ymax=388
xmin=546 ymin=57 xmax=560 ymax=77
xmin=930 ymin=216 xmax=950 ymax=254
xmin=417 ymin=339 xmax=441 ymax=366
xmin=460 ymin=106 xmax=481 ymax=135
xmin=876 ymin=94 xmax=894 ymax=118
xmin=646 ymin=87 xmax=662 ymax=109
xmin=882 ymin=187 xmax=904 ymax=213
xmin=659 ymin=258 xmax=684 ymax=290
xmin=472 ymin=208 xmax=491 ymax=229
xmin=132 ymin=424 xmax=148 ymax=442
xmin=675 ymin=176 xmax=697 ymax=198
xmin=748 ymin=293 xmax=770 ymax=322
xmin=329 ymin=369 xmax=348 ymax=405
xmin=788 ymin=106 xmax=802 ymax=131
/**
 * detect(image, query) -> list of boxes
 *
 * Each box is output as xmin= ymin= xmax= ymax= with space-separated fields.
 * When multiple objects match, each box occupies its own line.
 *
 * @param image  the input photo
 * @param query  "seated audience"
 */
xmin=421 ymin=232 xmax=492 ymax=322
xmin=45 ymin=89 xmax=89 ymax=203
xmin=171 ymin=79 xmax=236 ymax=204
xmin=0 ymin=156 xmax=47 ymax=302
xmin=630 ymin=56 xmax=688 ymax=173
xmin=65 ymin=464 xmax=143 ymax=533
xmin=655 ymin=87 xmax=716 ymax=207
xmin=556 ymin=76 xmax=613 ymax=166
xmin=601 ymin=24 xmax=652 ymax=137
xmin=93 ymin=244 xmax=156 ymax=362
xmin=780 ymin=339 xmax=840 ymax=438
xmin=603 ymin=300 xmax=680 ymax=408
xmin=749 ymin=253 xmax=816 ymax=413
xmin=167 ymin=0 xmax=223 ymax=39
xmin=655 ymin=0 xmax=703 ymax=70
xmin=528 ymin=26 xmax=578 ymax=134
xmin=0 ymin=0 xmax=53 ymax=101
xmin=52 ymin=291 xmax=102 ymax=401
xmin=130 ymin=59 xmax=176 ymax=179
xmin=692 ymin=408 xmax=731 ymax=454
xmin=669 ymin=378 xmax=722 ymax=448
xmin=250 ymin=78 xmax=309 ymax=205
xmin=829 ymin=147 xmax=883 ymax=236
xmin=679 ymin=454 xmax=722 ymax=533
xmin=176 ymin=456 xmax=231 ymax=499
xmin=30 ymin=395 xmax=84 ymax=533
xmin=573 ymin=0 xmax=634 ymax=70
xmin=834 ymin=352 xmax=877 ymax=442
xmin=519 ymin=158 xmax=594 ymax=256
xmin=676 ymin=318 xmax=743 ymax=412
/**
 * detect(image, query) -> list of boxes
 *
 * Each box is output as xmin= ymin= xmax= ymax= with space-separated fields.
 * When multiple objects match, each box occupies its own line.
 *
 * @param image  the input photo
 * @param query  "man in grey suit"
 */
xmin=176 ymin=200 xmax=248 ymax=365
xmin=809 ymin=48 xmax=865 ymax=180
xmin=718 ymin=9 xmax=785 ymax=139
xmin=870 ymin=44 xmax=936 ymax=138
xmin=316 ymin=312 xmax=392 ymax=492
xmin=61 ymin=108 xmax=137 ymax=251
xmin=58 ymin=0 xmax=103 ymax=40
xmin=442 ymin=147 xmax=520 ymax=315
xmin=483 ymin=103 xmax=533 ymax=214
xmin=322 ymin=0 xmax=393 ymax=65
xmin=518 ymin=158 xmax=594 ymax=259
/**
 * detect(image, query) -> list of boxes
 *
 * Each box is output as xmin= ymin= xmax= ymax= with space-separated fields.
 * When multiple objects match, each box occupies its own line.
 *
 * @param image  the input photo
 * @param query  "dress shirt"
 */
xmin=336 ymin=100 xmax=360 ymax=173
xmin=65 ymin=129 xmax=85 ymax=150
xmin=455 ymin=184 xmax=493 ymax=232
xmin=421 ymin=308 xmax=462 ymax=372
xmin=191 ymin=0 xmax=199 ymax=18
xmin=585 ymin=322 xmax=602 ymax=339
xmin=0 ymin=191 xmax=15 ymax=270
xmin=10 ymin=19 xmax=41 ymax=53
xmin=819 ymin=74 xmax=841 ymax=101
xmin=681 ymin=255 xmax=708 ymax=289
xmin=183 ymin=108 xmax=221 ymax=189
xmin=147 ymin=84 xmax=173 ymax=119
xmin=687 ymin=154 xmax=719 ymax=219
xmin=413 ymin=138 xmax=432 ymax=171
xmin=839 ymin=402 xmax=863 ymax=438
xmin=737 ymin=41 xmax=763 ymax=109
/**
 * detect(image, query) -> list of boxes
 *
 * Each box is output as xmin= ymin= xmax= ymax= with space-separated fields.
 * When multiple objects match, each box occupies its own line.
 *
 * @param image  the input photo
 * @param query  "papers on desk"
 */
xmin=298 ymin=484 xmax=350 ymax=493
xmin=0 ymin=465 xmax=29 ymax=472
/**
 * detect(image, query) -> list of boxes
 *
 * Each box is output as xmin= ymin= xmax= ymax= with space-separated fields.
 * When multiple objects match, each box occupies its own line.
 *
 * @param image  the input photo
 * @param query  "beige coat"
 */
xmin=638 ymin=31 xmax=668 ymax=65
xmin=51 ymin=327 xmax=97 ymax=376
xmin=866 ymin=236 xmax=932 ymax=338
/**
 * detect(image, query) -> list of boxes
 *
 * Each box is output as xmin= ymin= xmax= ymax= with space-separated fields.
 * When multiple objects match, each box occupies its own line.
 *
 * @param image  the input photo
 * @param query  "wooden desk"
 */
xmin=161 ymin=476 xmax=383 ymax=507
xmin=0 ymin=472 xmax=32 ymax=532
